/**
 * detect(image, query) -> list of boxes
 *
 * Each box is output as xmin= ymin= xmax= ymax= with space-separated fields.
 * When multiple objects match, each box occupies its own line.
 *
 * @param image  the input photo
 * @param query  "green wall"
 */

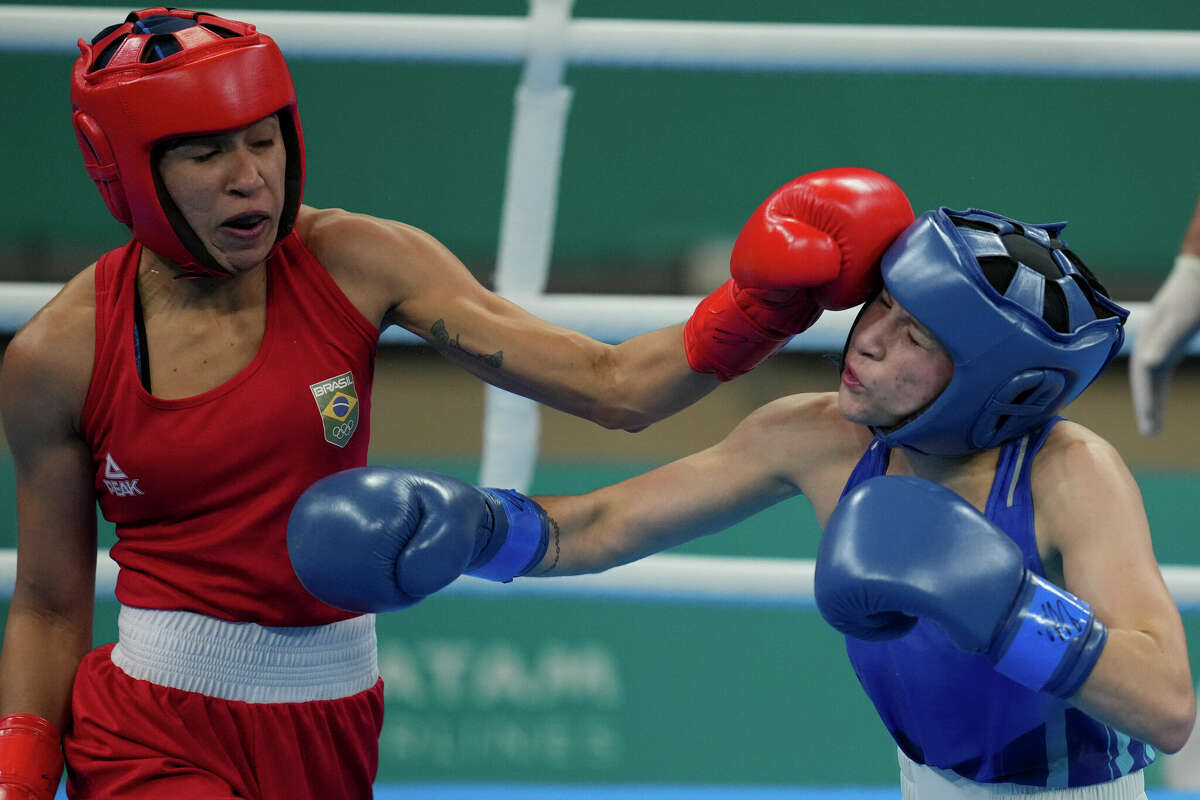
xmin=3 ymin=1 xmax=1200 ymax=285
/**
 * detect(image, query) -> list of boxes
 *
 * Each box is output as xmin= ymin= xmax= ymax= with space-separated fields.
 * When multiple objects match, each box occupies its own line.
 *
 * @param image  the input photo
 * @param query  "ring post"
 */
xmin=480 ymin=0 xmax=574 ymax=492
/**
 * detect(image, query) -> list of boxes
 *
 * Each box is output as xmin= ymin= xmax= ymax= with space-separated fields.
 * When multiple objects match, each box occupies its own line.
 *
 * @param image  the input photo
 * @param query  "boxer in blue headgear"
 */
xmin=867 ymin=207 xmax=1128 ymax=456
xmin=287 ymin=176 xmax=1192 ymax=800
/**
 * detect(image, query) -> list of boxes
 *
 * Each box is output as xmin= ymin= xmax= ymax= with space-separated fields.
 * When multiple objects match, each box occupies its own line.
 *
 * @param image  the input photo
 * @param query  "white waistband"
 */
xmin=899 ymin=749 xmax=1147 ymax=800
xmin=110 ymin=605 xmax=379 ymax=704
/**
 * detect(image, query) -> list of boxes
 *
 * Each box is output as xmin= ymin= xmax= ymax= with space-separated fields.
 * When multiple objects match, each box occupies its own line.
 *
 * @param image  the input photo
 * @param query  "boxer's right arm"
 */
xmin=815 ymin=476 xmax=1107 ymax=699
xmin=816 ymin=445 xmax=1194 ymax=753
xmin=0 ymin=282 xmax=100 ymax=798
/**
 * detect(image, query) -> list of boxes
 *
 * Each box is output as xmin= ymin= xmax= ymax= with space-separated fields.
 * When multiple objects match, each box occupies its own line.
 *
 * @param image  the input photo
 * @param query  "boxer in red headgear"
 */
xmin=71 ymin=7 xmax=304 ymax=278
xmin=0 ymin=7 xmax=913 ymax=797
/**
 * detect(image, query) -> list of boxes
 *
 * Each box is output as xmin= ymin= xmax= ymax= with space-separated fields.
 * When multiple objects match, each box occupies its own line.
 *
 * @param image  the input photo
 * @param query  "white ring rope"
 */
xmin=4 ymin=5 xmax=1200 ymax=76
xmin=0 ymin=286 xmax=1170 ymax=357
xmin=1 ymin=550 xmax=1199 ymax=613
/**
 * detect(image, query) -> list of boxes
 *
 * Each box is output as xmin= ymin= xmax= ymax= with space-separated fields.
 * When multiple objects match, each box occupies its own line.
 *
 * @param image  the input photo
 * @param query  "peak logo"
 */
xmin=102 ymin=454 xmax=144 ymax=496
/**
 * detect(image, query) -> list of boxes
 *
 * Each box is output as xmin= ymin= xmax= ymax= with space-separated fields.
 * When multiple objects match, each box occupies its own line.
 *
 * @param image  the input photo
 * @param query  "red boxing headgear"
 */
xmin=71 ymin=8 xmax=305 ymax=278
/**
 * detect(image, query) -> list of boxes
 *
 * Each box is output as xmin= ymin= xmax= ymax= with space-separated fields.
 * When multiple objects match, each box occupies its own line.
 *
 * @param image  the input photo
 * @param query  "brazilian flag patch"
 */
xmin=309 ymin=370 xmax=360 ymax=448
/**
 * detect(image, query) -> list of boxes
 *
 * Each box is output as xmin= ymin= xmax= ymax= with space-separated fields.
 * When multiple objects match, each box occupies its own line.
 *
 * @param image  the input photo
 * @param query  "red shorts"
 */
xmin=64 ymin=644 xmax=385 ymax=799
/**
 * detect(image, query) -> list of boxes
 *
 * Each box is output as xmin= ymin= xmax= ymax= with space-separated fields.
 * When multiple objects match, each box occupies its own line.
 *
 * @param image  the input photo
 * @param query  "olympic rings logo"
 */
xmin=330 ymin=421 xmax=357 ymax=440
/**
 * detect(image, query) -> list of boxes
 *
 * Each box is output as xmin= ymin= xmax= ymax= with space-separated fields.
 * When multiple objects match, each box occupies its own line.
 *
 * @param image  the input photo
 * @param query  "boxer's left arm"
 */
xmin=527 ymin=394 xmax=848 ymax=575
xmin=1032 ymin=424 xmax=1194 ymax=752
xmin=288 ymin=395 xmax=840 ymax=598
xmin=529 ymin=437 xmax=791 ymax=576
xmin=287 ymin=467 xmax=557 ymax=611
xmin=301 ymin=207 xmax=717 ymax=432
xmin=287 ymin=421 xmax=793 ymax=608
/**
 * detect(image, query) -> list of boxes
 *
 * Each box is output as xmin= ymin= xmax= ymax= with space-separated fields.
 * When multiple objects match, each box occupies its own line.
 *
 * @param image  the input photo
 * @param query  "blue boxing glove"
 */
xmin=815 ymin=475 xmax=1107 ymax=700
xmin=287 ymin=467 xmax=551 ymax=613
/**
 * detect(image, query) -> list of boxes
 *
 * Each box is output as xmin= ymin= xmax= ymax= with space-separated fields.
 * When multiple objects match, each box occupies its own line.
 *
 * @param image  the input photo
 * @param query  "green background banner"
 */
xmin=3 ymin=0 xmax=1200 ymax=289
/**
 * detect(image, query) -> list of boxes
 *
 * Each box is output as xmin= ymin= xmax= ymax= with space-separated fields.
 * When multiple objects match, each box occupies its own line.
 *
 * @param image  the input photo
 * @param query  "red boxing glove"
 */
xmin=685 ymin=167 xmax=914 ymax=380
xmin=0 ymin=714 xmax=63 ymax=800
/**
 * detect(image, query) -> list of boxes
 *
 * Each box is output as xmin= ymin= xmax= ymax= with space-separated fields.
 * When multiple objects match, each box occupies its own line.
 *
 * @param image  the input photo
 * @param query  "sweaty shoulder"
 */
xmin=1031 ymin=419 xmax=1126 ymax=490
xmin=292 ymin=205 xmax=459 ymax=330
xmin=731 ymin=391 xmax=872 ymax=514
xmin=1 ymin=266 xmax=98 ymax=436
xmin=1030 ymin=419 xmax=1139 ymax=563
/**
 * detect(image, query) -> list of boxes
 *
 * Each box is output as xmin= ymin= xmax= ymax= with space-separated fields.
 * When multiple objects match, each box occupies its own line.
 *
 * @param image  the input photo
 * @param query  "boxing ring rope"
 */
xmin=2 ymin=6 xmax=1200 ymax=612
xmin=5 ymin=5 xmax=1200 ymax=75
xmin=1 ymin=549 xmax=1199 ymax=612
xmin=0 ymin=284 xmax=1170 ymax=353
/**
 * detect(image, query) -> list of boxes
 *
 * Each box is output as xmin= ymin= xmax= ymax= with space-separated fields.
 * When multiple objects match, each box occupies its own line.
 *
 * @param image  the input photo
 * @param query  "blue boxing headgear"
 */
xmin=868 ymin=207 xmax=1128 ymax=457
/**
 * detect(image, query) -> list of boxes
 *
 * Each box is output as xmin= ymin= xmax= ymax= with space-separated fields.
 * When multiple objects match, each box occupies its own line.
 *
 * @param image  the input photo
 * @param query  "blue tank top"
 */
xmin=839 ymin=419 xmax=1153 ymax=787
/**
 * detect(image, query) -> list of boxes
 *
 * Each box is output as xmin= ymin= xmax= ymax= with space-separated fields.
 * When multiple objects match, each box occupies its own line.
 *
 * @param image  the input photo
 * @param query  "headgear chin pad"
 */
xmin=70 ymin=7 xmax=305 ymax=278
xmin=864 ymin=207 xmax=1128 ymax=457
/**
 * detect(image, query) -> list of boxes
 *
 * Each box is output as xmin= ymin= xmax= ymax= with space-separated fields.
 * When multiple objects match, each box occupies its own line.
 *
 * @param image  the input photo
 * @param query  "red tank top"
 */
xmin=81 ymin=233 xmax=378 ymax=625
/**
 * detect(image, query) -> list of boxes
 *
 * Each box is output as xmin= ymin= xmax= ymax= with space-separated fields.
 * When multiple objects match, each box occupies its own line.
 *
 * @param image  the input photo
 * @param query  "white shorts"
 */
xmin=899 ymin=749 xmax=1147 ymax=800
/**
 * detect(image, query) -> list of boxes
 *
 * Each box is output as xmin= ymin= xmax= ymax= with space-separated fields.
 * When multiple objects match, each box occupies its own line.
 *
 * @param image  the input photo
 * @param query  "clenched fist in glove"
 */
xmin=685 ymin=167 xmax=914 ymax=380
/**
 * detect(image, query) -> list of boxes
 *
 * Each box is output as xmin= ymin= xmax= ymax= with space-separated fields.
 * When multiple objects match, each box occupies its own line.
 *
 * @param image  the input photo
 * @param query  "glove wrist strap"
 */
xmin=685 ymin=280 xmax=796 ymax=381
xmin=989 ymin=572 xmax=1107 ymax=699
xmin=468 ymin=489 xmax=551 ymax=583
xmin=0 ymin=713 xmax=63 ymax=800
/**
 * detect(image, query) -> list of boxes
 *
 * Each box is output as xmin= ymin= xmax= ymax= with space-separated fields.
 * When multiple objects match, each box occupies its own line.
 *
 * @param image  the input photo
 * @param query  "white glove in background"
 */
xmin=1130 ymin=253 xmax=1200 ymax=436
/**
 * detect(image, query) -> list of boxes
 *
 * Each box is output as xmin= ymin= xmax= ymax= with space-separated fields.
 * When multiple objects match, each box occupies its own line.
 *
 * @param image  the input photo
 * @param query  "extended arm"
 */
xmin=285 ymin=397 xmax=820 ymax=612
xmin=529 ymin=407 xmax=805 ymax=574
xmin=303 ymin=209 xmax=715 ymax=431
xmin=306 ymin=168 xmax=911 ymax=431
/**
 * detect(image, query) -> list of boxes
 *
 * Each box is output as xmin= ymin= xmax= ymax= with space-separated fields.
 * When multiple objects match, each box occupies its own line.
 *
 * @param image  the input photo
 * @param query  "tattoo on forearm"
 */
xmin=431 ymin=319 xmax=503 ymax=369
xmin=534 ymin=515 xmax=561 ymax=576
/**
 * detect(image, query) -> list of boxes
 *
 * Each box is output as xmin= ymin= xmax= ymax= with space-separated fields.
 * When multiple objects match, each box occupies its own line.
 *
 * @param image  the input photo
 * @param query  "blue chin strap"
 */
xmin=866 ymin=208 xmax=1127 ymax=457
